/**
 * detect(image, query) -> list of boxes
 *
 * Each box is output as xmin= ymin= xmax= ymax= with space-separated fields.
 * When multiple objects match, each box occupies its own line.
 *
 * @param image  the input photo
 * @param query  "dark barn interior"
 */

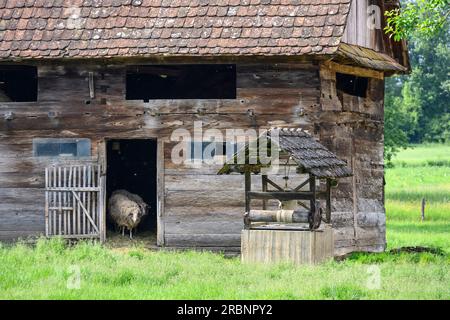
xmin=106 ymin=139 xmax=157 ymax=237
xmin=126 ymin=64 xmax=237 ymax=101
xmin=0 ymin=65 xmax=38 ymax=102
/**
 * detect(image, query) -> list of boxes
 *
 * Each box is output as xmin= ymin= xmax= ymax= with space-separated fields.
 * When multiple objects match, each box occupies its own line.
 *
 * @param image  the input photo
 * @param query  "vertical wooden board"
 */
xmin=356 ymin=0 xmax=368 ymax=48
xmin=157 ymin=139 xmax=165 ymax=246
xmin=87 ymin=165 xmax=91 ymax=234
xmin=44 ymin=168 xmax=49 ymax=237
xmin=346 ymin=0 xmax=357 ymax=44
xmin=241 ymin=229 xmax=334 ymax=265
xmin=82 ymin=166 xmax=87 ymax=235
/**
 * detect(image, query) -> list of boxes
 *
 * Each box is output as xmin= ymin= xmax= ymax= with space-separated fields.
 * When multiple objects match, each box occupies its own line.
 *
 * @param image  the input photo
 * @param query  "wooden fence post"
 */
xmin=421 ymin=198 xmax=426 ymax=221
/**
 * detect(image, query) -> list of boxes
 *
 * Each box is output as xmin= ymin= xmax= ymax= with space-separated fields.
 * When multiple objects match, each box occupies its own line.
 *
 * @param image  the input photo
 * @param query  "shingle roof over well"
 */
xmin=219 ymin=128 xmax=353 ymax=179
xmin=0 ymin=0 xmax=351 ymax=60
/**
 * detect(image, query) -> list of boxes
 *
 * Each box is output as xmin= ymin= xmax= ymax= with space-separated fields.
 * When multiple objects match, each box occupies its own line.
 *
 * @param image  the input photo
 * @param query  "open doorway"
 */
xmin=106 ymin=139 xmax=157 ymax=243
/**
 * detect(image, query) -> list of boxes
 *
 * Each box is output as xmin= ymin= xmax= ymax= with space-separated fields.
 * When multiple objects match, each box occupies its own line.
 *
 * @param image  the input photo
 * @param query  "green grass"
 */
xmin=391 ymin=143 xmax=450 ymax=167
xmin=0 ymin=144 xmax=449 ymax=300
xmin=0 ymin=238 xmax=448 ymax=300
xmin=386 ymin=144 xmax=450 ymax=255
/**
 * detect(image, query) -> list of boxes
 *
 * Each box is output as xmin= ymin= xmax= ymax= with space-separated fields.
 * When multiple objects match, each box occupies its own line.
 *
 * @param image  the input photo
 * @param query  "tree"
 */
xmin=384 ymin=76 xmax=417 ymax=163
xmin=383 ymin=0 xmax=449 ymax=162
xmin=385 ymin=0 xmax=450 ymax=41
xmin=404 ymin=29 xmax=450 ymax=143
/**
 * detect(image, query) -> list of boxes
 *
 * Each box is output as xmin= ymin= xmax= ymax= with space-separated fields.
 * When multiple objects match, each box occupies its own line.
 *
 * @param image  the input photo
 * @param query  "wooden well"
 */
xmin=241 ymin=227 xmax=334 ymax=265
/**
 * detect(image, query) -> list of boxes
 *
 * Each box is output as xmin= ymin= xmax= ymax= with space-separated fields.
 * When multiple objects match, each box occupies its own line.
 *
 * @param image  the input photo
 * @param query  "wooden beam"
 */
xmin=262 ymin=175 xmax=268 ymax=210
xmin=244 ymin=170 xmax=251 ymax=229
xmin=293 ymin=178 xmax=310 ymax=192
xmin=326 ymin=178 xmax=332 ymax=224
xmin=324 ymin=61 xmax=384 ymax=80
xmin=248 ymin=191 xmax=314 ymax=201
xmin=265 ymin=177 xmax=284 ymax=191
xmin=309 ymin=174 xmax=316 ymax=224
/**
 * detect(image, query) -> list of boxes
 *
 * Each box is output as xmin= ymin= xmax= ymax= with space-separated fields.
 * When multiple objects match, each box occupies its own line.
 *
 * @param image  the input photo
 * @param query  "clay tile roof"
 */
xmin=0 ymin=0 xmax=352 ymax=60
xmin=218 ymin=128 xmax=353 ymax=179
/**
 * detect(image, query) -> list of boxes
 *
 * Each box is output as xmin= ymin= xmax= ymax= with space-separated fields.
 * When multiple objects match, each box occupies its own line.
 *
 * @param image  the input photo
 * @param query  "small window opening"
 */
xmin=126 ymin=64 xmax=237 ymax=100
xmin=336 ymin=73 xmax=368 ymax=98
xmin=188 ymin=141 xmax=237 ymax=161
xmin=33 ymin=138 xmax=91 ymax=158
xmin=0 ymin=66 xmax=38 ymax=102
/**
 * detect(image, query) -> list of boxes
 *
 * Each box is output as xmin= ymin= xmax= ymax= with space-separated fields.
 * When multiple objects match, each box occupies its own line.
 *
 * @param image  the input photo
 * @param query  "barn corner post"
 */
xmin=325 ymin=178 xmax=332 ymax=224
xmin=156 ymin=139 xmax=165 ymax=246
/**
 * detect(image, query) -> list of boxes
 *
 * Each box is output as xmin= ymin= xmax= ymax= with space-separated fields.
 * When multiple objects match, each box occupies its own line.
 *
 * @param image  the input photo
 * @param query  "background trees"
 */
xmin=384 ymin=0 xmax=449 ymax=160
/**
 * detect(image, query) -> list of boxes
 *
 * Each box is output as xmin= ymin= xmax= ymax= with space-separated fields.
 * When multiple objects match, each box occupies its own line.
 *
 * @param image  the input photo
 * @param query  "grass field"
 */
xmin=0 ymin=144 xmax=449 ymax=300
xmin=386 ymin=144 xmax=450 ymax=253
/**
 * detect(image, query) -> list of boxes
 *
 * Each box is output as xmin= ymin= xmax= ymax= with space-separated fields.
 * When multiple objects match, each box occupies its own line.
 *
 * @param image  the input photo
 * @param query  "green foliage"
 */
xmin=385 ymin=0 xmax=450 ymax=41
xmin=385 ymin=23 xmax=450 ymax=157
xmin=384 ymin=77 xmax=416 ymax=163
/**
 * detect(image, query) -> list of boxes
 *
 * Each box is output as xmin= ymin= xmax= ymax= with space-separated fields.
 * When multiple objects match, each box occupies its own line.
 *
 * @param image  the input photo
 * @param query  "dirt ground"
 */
xmin=105 ymin=230 xmax=158 ymax=250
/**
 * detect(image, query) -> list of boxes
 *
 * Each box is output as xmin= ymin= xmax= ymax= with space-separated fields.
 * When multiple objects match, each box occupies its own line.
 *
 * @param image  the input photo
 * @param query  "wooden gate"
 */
xmin=45 ymin=164 xmax=105 ymax=242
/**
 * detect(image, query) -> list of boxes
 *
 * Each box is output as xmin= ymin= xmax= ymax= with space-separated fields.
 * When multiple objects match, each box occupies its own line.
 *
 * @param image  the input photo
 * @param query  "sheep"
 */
xmin=108 ymin=190 xmax=149 ymax=239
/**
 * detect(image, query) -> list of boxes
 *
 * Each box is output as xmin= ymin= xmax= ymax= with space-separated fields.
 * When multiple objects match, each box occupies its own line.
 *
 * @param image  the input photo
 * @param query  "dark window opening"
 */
xmin=336 ymin=72 xmax=369 ymax=98
xmin=126 ymin=64 xmax=237 ymax=100
xmin=0 ymin=66 xmax=38 ymax=102
xmin=188 ymin=141 xmax=237 ymax=161
xmin=33 ymin=138 xmax=91 ymax=157
xmin=106 ymin=139 xmax=157 ymax=238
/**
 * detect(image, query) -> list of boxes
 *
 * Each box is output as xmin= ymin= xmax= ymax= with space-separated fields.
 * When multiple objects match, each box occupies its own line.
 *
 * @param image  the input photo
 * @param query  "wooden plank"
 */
xmin=57 ymin=167 xmax=61 ymax=235
xmin=356 ymin=0 xmax=368 ymax=48
xmin=0 ymin=210 xmax=45 ymax=231
xmin=165 ymin=234 xmax=241 ymax=247
xmin=165 ymin=220 xmax=243 ymax=235
xmin=87 ymin=165 xmax=92 ymax=234
xmin=165 ymin=190 xmax=245 ymax=207
xmin=164 ymin=206 xmax=244 ymax=219
xmin=241 ymin=228 xmax=334 ymax=265
xmin=157 ymin=139 xmax=165 ymax=246
xmin=323 ymin=61 xmax=384 ymax=80
xmin=83 ymin=166 xmax=87 ymax=235
xmin=0 ymin=231 xmax=43 ymax=242
xmin=248 ymin=191 xmax=314 ymax=201
xmin=44 ymin=168 xmax=49 ymax=237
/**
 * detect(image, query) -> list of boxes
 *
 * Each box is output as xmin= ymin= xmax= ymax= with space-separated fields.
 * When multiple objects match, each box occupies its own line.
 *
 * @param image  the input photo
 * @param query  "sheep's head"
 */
xmin=125 ymin=206 xmax=141 ymax=226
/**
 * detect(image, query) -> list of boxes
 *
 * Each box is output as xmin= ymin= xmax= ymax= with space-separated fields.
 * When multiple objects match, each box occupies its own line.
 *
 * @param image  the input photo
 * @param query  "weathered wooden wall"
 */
xmin=0 ymin=59 xmax=386 ymax=254
xmin=318 ymin=62 xmax=386 ymax=254
xmin=342 ymin=0 xmax=386 ymax=52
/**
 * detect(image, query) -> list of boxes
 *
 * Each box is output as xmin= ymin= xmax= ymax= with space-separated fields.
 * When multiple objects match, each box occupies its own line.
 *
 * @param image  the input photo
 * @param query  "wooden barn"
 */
xmin=0 ymin=0 xmax=409 ymax=255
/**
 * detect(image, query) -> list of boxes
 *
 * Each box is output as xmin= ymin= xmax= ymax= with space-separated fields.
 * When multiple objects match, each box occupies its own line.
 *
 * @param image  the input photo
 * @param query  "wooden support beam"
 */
xmin=309 ymin=174 xmax=316 ymax=222
xmin=296 ymin=201 xmax=310 ymax=211
xmin=262 ymin=175 xmax=268 ymax=210
xmin=265 ymin=177 xmax=284 ymax=191
xmin=248 ymin=191 xmax=314 ymax=201
xmin=244 ymin=170 xmax=251 ymax=229
xmin=293 ymin=178 xmax=310 ymax=192
xmin=326 ymin=179 xmax=332 ymax=224
xmin=324 ymin=61 xmax=384 ymax=80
